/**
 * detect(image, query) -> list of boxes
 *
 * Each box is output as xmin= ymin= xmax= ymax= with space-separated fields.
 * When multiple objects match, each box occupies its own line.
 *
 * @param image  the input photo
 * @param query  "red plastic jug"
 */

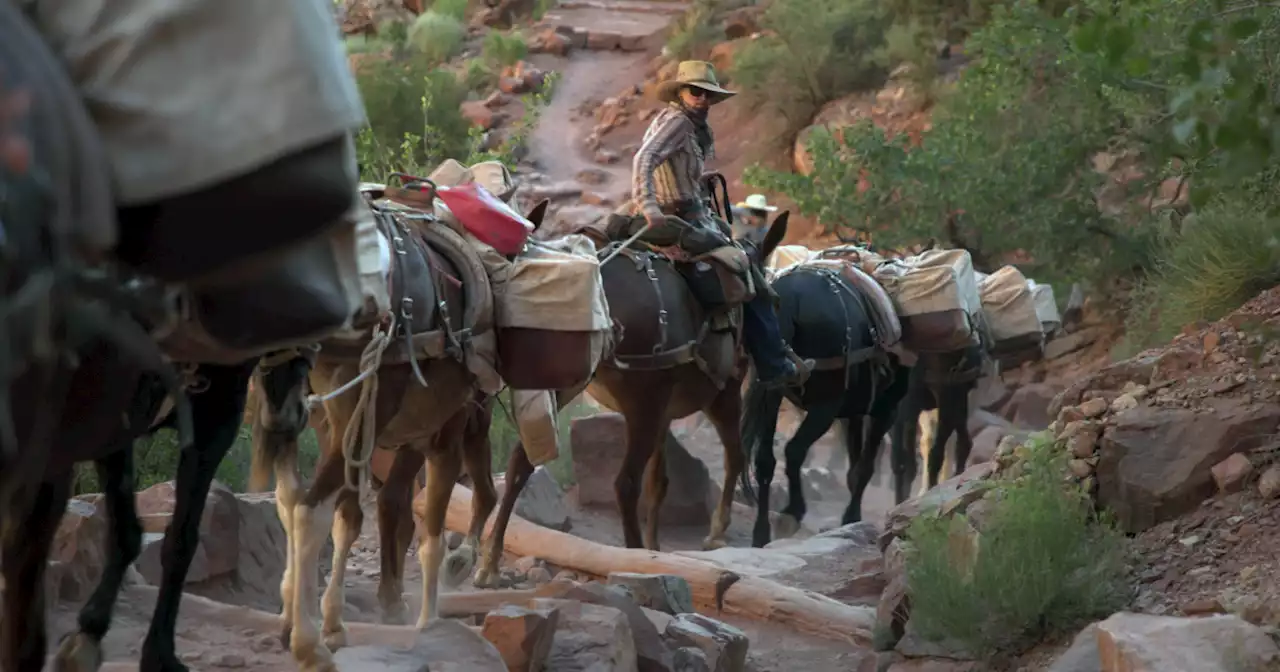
xmin=435 ymin=182 xmax=533 ymax=255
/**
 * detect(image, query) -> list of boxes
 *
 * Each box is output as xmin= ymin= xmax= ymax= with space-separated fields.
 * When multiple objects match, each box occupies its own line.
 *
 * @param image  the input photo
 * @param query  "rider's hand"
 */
xmin=643 ymin=206 xmax=666 ymax=230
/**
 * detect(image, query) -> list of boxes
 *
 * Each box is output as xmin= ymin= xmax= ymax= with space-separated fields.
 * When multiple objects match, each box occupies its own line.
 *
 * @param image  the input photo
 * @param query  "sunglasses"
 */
xmin=684 ymin=87 xmax=710 ymax=99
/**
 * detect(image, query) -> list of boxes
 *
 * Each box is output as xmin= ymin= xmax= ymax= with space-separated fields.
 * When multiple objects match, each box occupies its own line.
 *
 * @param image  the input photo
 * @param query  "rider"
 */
xmin=732 ymin=193 xmax=778 ymax=246
xmin=631 ymin=60 xmax=814 ymax=389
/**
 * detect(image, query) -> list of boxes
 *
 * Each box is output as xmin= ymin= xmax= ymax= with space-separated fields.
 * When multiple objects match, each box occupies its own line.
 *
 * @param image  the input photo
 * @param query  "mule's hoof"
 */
xmin=473 ymin=566 xmax=499 ymax=589
xmin=701 ymin=536 xmax=728 ymax=551
xmin=52 ymin=633 xmax=104 ymax=672
xmin=322 ymin=626 xmax=349 ymax=651
xmin=772 ymin=513 xmax=800 ymax=540
xmin=441 ymin=549 xmax=476 ymax=588
xmin=295 ymin=644 xmax=337 ymax=672
xmin=279 ymin=622 xmax=293 ymax=649
xmin=381 ymin=603 xmax=409 ymax=626
xmin=137 ymin=653 xmax=188 ymax=672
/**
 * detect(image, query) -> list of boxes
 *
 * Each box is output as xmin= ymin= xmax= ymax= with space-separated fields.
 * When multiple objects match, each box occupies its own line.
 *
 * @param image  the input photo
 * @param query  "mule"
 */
xmin=888 ymin=346 xmax=984 ymax=503
xmin=245 ymin=195 xmax=556 ymax=672
xmin=738 ymin=263 xmax=911 ymax=548
xmin=2 ymin=7 xmax=364 ymax=670
xmin=1 ymin=356 xmax=260 ymax=672
xmin=479 ymin=208 xmax=790 ymax=568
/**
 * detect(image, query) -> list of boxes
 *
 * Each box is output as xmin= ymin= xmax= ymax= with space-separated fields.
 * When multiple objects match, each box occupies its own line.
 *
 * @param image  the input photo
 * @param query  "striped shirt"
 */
xmin=632 ymin=104 xmax=709 ymax=221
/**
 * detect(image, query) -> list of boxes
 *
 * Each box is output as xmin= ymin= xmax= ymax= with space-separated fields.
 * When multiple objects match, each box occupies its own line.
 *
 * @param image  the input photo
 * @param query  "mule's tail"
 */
xmin=739 ymin=377 xmax=784 ymax=506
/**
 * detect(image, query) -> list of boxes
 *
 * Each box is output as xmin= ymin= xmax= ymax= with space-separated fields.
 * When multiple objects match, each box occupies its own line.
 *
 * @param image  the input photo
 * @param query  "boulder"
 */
xmin=554 ymin=581 xmax=674 ymax=672
xmin=1094 ymin=612 xmax=1280 ymax=671
xmin=333 ymin=619 xmax=507 ymax=671
xmin=1096 ymin=402 xmax=1280 ymax=533
xmin=607 ymin=573 xmax=694 ymax=615
xmin=570 ymin=414 xmax=715 ymax=524
xmin=1046 ymin=623 xmax=1102 ymax=672
xmin=461 ymin=100 xmax=505 ymax=130
xmin=664 ymin=613 xmax=749 ymax=672
xmin=530 ymin=598 xmax=639 ymax=672
xmin=52 ymin=496 xmax=108 ymax=602
xmin=481 ymin=604 xmax=560 ymax=672
xmin=1001 ymin=383 xmax=1059 ymax=429
xmin=879 ymin=462 xmax=995 ymax=552
xmin=499 ymin=465 xmax=573 ymax=532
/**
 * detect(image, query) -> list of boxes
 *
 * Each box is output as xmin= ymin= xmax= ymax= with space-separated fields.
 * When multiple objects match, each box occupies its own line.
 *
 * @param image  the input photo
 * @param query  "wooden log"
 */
xmin=437 ymin=485 xmax=877 ymax=645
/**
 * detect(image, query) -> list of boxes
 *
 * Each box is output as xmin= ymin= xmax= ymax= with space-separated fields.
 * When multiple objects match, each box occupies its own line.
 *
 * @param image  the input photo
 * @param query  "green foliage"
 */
xmin=430 ymin=0 xmax=470 ymax=22
xmin=748 ymin=1 xmax=1120 ymax=284
xmin=487 ymin=391 xmax=596 ymax=486
xmin=1121 ymin=200 xmax=1280 ymax=350
xmin=666 ymin=0 xmax=723 ymax=61
xmin=462 ymin=59 xmax=499 ymax=94
xmin=353 ymin=53 xmax=475 ymax=180
xmin=532 ymin=0 xmax=556 ymax=21
xmin=72 ymin=428 xmax=322 ymax=495
xmin=483 ymin=31 xmax=529 ymax=69
xmin=407 ymin=11 xmax=467 ymax=65
xmin=904 ymin=435 xmax=1129 ymax=657
xmin=730 ymin=0 xmax=893 ymax=131
xmin=468 ymin=71 xmax=561 ymax=167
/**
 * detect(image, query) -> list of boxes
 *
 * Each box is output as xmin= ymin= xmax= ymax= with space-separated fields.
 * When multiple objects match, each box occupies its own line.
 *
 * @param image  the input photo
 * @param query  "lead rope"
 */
xmin=306 ymin=315 xmax=396 ymax=495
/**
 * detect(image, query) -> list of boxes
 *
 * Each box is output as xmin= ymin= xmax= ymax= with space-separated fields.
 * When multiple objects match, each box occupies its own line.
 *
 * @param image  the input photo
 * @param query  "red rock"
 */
xmin=1095 ymin=612 xmax=1280 ymax=671
xmin=461 ymin=100 xmax=501 ymax=129
xmin=1210 ymin=452 xmax=1253 ymax=493
xmin=1097 ymin=402 xmax=1280 ymax=533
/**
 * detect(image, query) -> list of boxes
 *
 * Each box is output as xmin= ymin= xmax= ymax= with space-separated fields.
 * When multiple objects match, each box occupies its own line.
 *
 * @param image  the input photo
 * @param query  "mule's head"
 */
xmin=737 ymin=210 xmax=789 ymax=272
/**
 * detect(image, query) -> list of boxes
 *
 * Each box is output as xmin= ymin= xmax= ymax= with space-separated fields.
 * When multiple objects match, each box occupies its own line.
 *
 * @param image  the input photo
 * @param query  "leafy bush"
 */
xmin=533 ymin=0 xmax=556 ymax=21
xmin=430 ymin=0 xmax=469 ymax=22
xmin=904 ymin=436 xmax=1129 ymax=657
xmin=1121 ymin=201 xmax=1280 ymax=350
xmin=665 ymin=0 xmax=722 ymax=61
xmin=731 ymin=0 xmax=892 ymax=131
xmin=72 ymin=427 xmax=322 ymax=495
xmin=483 ymin=31 xmax=529 ymax=69
xmin=353 ymin=53 xmax=474 ymax=180
xmin=407 ymin=11 xmax=466 ymax=65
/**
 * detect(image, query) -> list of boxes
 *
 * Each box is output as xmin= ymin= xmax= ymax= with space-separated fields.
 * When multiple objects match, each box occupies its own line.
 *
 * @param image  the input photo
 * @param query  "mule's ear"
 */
xmin=761 ymin=210 xmax=789 ymax=261
xmin=525 ymin=199 xmax=550 ymax=231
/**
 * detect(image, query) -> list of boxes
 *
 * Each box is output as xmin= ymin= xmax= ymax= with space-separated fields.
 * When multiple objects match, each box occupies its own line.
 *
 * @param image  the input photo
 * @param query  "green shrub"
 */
xmin=532 ymin=0 xmax=556 ymax=20
xmin=666 ymin=0 xmax=722 ymax=60
xmin=903 ymin=436 xmax=1129 ymax=657
xmin=72 ymin=426 xmax=321 ymax=495
xmin=430 ymin=0 xmax=470 ymax=22
xmin=731 ymin=0 xmax=891 ymax=131
xmin=353 ymin=53 xmax=473 ymax=180
xmin=462 ymin=58 xmax=499 ymax=94
xmin=487 ymin=390 xmax=595 ymax=487
xmin=407 ymin=11 xmax=466 ymax=65
xmin=482 ymin=31 xmax=529 ymax=69
xmin=1118 ymin=202 xmax=1280 ymax=350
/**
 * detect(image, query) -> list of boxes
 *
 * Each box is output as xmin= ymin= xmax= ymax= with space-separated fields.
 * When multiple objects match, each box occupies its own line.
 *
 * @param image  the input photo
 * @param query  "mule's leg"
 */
xmin=287 ymin=444 xmax=349 ymax=672
xmin=319 ymin=487 xmax=362 ymax=651
xmin=450 ymin=408 xmax=496 ymax=587
xmin=919 ymin=407 xmax=941 ymax=495
xmin=749 ymin=390 xmax=785 ymax=549
xmin=141 ymin=363 xmax=254 ymax=672
xmin=890 ymin=401 xmax=919 ymax=505
xmin=477 ymin=443 xmax=533 ymax=588
xmin=933 ymin=385 xmax=973 ymax=485
xmin=616 ymin=403 xmax=668 ymax=550
xmin=272 ymin=438 xmax=304 ymax=647
xmin=376 ymin=448 xmax=425 ymax=624
xmin=415 ymin=441 xmax=464 ymax=628
xmin=55 ymin=447 xmax=143 ymax=671
xmin=1 ymin=478 xmax=68 ymax=672
xmin=843 ymin=408 xmax=896 ymax=524
xmin=703 ymin=382 xmax=746 ymax=550
xmin=777 ymin=403 xmax=838 ymax=539
xmin=641 ymin=432 xmax=669 ymax=552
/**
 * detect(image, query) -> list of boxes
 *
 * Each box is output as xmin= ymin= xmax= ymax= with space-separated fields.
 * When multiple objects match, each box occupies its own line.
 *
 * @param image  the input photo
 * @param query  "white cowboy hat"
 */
xmin=656 ymin=60 xmax=736 ymax=105
xmin=735 ymin=194 xmax=777 ymax=212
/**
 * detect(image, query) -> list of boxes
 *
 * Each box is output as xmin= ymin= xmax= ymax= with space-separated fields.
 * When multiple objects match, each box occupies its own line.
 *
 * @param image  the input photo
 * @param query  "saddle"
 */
xmin=317 ymin=189 xmax=495 ymax=383
xmin=590 ymin=213 xmax=753 ymax=389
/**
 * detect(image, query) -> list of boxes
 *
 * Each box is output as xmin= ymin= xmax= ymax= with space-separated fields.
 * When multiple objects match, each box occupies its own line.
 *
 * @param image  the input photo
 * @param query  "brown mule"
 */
xmin=478 ymin=211 xmax=791 ymax=582
xmin=246 ymin=196 xmax=519 ymax=672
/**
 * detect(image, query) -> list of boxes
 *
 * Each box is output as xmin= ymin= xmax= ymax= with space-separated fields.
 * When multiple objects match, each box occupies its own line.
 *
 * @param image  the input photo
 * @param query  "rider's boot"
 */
xmin=740 ymin=290 xmax=814 ymax=389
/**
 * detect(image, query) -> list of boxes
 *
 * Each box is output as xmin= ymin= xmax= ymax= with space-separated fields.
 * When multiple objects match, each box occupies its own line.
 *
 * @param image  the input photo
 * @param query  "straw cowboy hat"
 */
xmin=736 ymin=193 xmax=778 ymax=212
xmin=656 ymin=60 xmax=736 ymax=105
